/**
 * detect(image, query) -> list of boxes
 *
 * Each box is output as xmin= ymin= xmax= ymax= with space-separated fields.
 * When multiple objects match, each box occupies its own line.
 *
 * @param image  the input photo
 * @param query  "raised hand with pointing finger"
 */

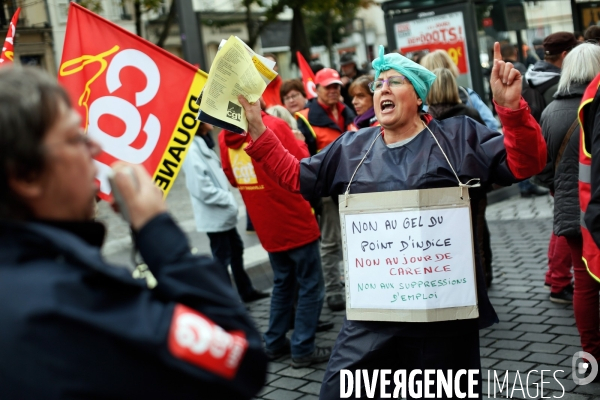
xmin=490 ymin=41 xmax=522 ymax=110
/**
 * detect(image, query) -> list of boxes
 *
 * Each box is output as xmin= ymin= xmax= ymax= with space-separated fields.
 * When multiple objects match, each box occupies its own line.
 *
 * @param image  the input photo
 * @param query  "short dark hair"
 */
xmin=544 ymin=53 xmax=562 ymax=63
xmin=280 ymin=79 xmax=306 ymax=103
xmin=0 ymin=67 xmax=71 ymax=219
xmin=585 ymin=26 xmax=600 ymax=41
xmin=500 ymin=43 xmax=517 ymax=60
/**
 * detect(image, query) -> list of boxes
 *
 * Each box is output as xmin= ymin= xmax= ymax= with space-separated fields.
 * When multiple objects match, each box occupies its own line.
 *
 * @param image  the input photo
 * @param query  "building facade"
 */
xmin=2 ymin=0 xmax=55 ymax=73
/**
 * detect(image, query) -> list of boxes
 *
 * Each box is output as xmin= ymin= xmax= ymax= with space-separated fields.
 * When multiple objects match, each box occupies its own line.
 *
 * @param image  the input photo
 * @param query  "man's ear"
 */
xmin=8 ymin=173 xmax=43 ymax=201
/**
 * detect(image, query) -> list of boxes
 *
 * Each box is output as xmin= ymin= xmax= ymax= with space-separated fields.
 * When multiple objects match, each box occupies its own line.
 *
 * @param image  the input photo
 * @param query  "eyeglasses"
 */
xmin=283 ymin=92 xmax=302 ymax=102
xmin=368 ymin=76 xmax=408 ymax=92
xmin=45 ymin=132 xmax=97 ymax=151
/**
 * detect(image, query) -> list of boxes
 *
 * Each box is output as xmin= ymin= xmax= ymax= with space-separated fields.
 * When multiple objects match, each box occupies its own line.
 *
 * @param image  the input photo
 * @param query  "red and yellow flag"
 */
xmin=296 ymin=51 xmax=316 ymax=99
xmin=58 ymin=3 xmax=207 ymax=200
xmin=0 ymin=8 xmax=21 ymax=65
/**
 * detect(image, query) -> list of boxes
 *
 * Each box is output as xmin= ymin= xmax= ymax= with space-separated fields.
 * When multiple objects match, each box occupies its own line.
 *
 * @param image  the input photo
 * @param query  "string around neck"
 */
xmin=343 ymin=121 xmax=481 ymax=206
xmin=343 ymin=128 xmax=382 ymax=207
xmin=422 ymin=120 xmax=480 ymax=199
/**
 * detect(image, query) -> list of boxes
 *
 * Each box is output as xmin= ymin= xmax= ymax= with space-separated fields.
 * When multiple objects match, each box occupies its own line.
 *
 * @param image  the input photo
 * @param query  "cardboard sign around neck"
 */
xmin=339 ymin=186 xmax=478 ymax=323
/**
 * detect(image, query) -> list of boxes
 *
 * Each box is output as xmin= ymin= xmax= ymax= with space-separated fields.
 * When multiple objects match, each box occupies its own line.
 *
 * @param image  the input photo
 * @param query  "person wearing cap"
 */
xmin=296 ymin=67 xmax=356 ymax=313
xmin=296 ymin=68 xmax=356 ymax=156
xmin=236 ymin=42 xmax=546 ymax=397
xmin=525 ymin=31 xmax=579 ymax=107
xmin=339 ymin=52 xmax=366 ymax=113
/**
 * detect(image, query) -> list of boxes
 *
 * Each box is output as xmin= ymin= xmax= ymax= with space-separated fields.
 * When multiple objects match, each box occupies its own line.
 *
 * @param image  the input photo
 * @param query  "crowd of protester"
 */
xmin=2 ymin=21 xmax=600 ymax=400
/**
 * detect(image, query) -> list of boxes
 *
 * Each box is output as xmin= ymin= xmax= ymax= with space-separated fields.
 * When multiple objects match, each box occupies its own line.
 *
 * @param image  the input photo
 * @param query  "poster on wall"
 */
xmin=394 ymin=11 xmax=470 ymax=79
xmin=582 ymin=7 xmax=600 ymax=28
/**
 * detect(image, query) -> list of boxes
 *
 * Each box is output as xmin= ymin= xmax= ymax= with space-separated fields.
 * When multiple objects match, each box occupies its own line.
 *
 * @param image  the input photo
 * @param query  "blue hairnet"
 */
xmin=372 ymin=45 xmax=436 ymax=103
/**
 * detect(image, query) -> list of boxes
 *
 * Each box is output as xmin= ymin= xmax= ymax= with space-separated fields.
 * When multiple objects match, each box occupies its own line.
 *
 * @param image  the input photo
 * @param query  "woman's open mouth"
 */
xmin=380 ymin=100 xmax=396 ymax=113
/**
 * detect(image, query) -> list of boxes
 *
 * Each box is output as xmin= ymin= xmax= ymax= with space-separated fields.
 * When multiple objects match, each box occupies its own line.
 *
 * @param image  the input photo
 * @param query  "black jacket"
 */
xmin=0 ymin=214 xmax=267 ymax=399
xmin=525 ymin=60 xmax=561 ymax=106
xmin=535 ymin=82 xmax=586 ymax=237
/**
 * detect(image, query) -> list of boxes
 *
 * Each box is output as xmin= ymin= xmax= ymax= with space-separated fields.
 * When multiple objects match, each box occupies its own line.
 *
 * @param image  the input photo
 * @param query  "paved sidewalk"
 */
xmin=96 ymin=173 xmax=599 ymax=399
xmin=247 ymin=194 xmax=600 ymax=400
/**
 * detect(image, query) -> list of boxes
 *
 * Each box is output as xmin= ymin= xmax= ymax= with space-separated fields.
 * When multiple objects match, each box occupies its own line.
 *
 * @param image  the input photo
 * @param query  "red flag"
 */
xmin=296 ymin=51 xmax=316 ymax=99
xmin=58 ymin=3 xmax=207 ymax=200
xmin=0 ymin=8 xmax=21 ymax=65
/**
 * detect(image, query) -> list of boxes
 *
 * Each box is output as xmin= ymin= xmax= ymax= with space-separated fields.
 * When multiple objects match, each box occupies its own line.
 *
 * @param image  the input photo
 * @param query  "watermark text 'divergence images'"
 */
xmin=338 ymin=353 xmax=597 ymax=399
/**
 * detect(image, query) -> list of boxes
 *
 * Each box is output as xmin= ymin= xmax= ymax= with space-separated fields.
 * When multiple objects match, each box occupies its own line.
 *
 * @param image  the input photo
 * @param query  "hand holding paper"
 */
xmin=197 ymin=36 xmax=277 ymax=133
xmin=238 ymin=95 xmax=266 ymax=140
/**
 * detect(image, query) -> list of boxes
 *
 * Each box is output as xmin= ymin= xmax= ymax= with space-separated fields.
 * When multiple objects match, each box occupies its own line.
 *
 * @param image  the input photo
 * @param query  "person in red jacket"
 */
xmin=219 ymin=111 xmax=331 ymax=368
xmin=237 ymin=42 xmax=546 ymax=398
xmin=576 ymin=72 xmax=600 ymax=369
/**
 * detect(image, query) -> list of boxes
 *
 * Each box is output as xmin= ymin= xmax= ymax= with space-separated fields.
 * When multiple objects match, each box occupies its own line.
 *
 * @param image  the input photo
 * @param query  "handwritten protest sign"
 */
xmin=340 ymin=187 xmax=478 ymax=322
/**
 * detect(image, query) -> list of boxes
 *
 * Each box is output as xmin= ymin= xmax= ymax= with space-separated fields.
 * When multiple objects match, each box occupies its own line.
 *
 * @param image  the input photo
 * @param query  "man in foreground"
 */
xmin=0 ymin=67 xmax=267 ymax=399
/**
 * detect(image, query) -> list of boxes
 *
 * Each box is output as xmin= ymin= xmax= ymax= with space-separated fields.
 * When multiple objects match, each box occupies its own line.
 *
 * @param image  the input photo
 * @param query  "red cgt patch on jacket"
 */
xmin=168 ymin=304 xmax=248 ymax=379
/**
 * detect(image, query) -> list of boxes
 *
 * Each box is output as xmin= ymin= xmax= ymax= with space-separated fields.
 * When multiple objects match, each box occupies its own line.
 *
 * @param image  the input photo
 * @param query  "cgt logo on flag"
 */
xmin=58 ymin=3 xmax=207 ymax=200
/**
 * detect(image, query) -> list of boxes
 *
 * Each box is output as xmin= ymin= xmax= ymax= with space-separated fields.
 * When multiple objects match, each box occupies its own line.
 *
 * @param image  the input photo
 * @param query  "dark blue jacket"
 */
xmin=300 ymin=117 xmax=519 ymax=335
xmin=0 ymin=213 xmax=267 ymax=399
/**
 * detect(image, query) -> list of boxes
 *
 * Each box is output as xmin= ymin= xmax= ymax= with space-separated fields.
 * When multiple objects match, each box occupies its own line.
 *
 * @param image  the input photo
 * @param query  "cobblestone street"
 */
xmin=97 ymin=176 xmax=600 ymax=399
xmin=249 ymin=194 xmax=600 ymax=400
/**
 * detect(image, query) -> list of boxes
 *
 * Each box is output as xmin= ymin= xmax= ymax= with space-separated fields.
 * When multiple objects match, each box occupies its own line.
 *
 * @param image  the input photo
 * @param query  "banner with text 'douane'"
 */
xmin=58 ymin=3 xmax=207 ymax=200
